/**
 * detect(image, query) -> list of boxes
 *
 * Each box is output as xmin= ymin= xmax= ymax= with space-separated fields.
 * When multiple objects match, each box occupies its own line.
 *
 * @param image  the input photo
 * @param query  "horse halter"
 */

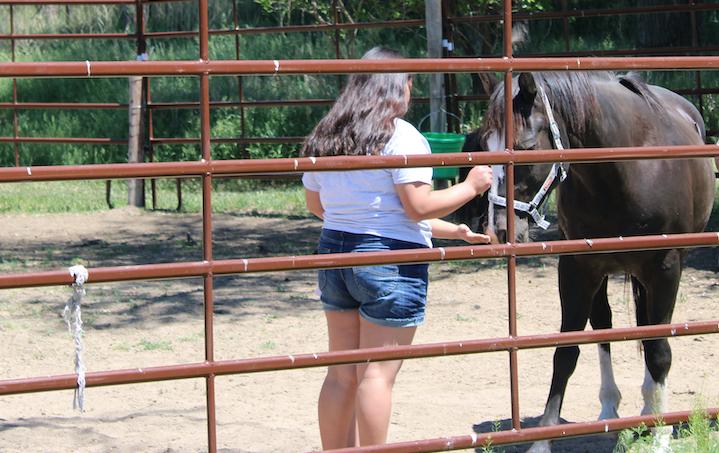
xmin=487 ymin=84 xmax=568 ymax=230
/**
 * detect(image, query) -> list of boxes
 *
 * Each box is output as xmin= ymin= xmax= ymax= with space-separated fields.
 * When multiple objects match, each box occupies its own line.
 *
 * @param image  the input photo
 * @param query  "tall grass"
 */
xmin=2 ymin=1 xmax=719 ymax=169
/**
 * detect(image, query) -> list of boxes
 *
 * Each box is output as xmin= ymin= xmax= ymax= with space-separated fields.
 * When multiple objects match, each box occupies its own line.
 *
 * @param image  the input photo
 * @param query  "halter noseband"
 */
xmin=487 ymin=84 xmax=568 ymax=230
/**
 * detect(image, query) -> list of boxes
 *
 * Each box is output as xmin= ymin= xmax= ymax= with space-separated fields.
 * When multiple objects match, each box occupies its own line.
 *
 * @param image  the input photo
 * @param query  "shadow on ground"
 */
xmin=1 ymin=210 xmax=715 ymax=330
xmin=473 ymin=416 xmax=618 ymax=453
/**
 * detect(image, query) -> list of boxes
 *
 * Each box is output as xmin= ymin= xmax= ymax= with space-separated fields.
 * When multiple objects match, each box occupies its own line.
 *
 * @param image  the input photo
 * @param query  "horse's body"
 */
xmin=464 ymin=72 xmax=715 ymax=452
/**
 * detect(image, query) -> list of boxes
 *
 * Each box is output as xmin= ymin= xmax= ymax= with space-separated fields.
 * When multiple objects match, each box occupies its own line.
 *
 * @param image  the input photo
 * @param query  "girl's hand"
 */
xmin=464 ymin=165 xmax=493 ymax=196
xmin=456 ymin=223 xmax=491 ymax=244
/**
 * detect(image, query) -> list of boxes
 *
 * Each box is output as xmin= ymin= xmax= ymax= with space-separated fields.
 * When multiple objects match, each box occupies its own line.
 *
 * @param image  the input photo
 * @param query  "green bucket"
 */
xmin=422 ymin=132 xmax=464 ymax=180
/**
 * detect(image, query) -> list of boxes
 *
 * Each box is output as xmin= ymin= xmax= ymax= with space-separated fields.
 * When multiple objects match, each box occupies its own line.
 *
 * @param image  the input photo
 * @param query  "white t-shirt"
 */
xmin=302 ymin=118 xmax=433 ymax=247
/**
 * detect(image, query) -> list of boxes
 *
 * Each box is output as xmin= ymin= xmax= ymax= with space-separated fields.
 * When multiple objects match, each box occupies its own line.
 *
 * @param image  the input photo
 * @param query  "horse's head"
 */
xmin=463 ymin=72 xmax=570 ymax=243
xmin=456 ymin=129 xmax=496 ymax=241
xmin=511 ymin=73 xmax=565 ymax=152
xmin=457 ymin=127 xmax=542 ymax=244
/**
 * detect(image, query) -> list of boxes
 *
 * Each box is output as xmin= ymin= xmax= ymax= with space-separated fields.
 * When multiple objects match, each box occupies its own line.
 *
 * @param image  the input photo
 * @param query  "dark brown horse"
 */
xmin=460 ymin=72 xmax=716 ymax=452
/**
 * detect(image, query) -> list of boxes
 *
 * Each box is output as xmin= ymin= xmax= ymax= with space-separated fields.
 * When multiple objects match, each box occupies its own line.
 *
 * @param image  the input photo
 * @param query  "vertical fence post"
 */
xmin=332 ymin=0 xmax=342 ymax=93
xmin=561 ymin=0 xmax=570 ymax=52
xmin=503 ymin=0 xmax=521 ymax=433
xmin=425 ymin=0 xmax=445 ymax=134
xmin=442 ymin=0 xmax=460 ymax=133
xmin=10 ymin=5 xmax=19 ymax=167
xmin=426 ymin=0 xmax=450 ymax=190
xmin=127 ymin=75 xmax=145 ymax=207
xmin=689 ymin=4 xmax=704 ymax=118
xmin=128 ymin=0 xmax=147 ymax=208
xmin=198 ymin=0 xmax=217 ymax=451
xmin=232 ymin=0 xmax=247 ymax=159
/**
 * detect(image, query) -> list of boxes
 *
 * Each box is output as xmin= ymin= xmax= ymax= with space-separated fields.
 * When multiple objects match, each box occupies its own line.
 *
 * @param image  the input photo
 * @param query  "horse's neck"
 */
xmin=574 ymin=82 xmax=652 ymax=149
xmin=560 ymin=83 xmax=650 ymax=195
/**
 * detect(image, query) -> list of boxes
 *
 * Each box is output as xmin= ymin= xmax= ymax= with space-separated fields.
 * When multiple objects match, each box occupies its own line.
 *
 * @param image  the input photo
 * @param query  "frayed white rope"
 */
xmin=63 ymin=264 xmax=88 ymax=412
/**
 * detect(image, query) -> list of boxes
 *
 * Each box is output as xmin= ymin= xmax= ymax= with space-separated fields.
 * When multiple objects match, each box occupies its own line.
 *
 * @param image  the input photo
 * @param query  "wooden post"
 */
xmin=426 ymin=0 xmax=449 ymax=189
xmin=127 ymin=75 xmax=145 ymax=207
xmin=425 ymin=0 xmax=445 ymax=133
xmin=128 ymin=0 xmax=147 ymax=208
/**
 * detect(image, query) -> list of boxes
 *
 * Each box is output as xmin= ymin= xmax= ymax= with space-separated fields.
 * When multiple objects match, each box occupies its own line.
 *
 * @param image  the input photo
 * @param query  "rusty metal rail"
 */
xmin=0 ymin=145 xmax=716 ymax=182
xmin=2 ymin=320 xmax=718 ymax=396
xmin=1 ymin=1 xmax=719 ymax=452
xmin=317 ymin=408 xmax=719 ymax=453
xmin=3 ymin=56 xmax=719 ymax=77
xmin=0 ymin=232 xmax=716 ymax=290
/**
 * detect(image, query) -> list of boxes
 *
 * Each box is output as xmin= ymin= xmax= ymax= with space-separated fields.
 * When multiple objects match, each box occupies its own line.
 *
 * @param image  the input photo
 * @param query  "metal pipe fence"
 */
xmin=3 ymin=1 xmax=719 ymax=167
xmin=0 ymin=1 xmax=718 ymax=452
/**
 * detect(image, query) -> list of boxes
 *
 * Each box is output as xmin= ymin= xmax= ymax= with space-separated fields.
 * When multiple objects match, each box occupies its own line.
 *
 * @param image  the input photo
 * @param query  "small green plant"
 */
xmin=260 ymin=340 xmax=276 ymax=350
xmin=136 ymin=339 xmax=173 ymax=351
xmin=614 ymin=408 xmax=719 ymax=453
xmin=480 ymin=435 xmax=495 ymax=453
xmin=614 ymin=422 xmax=652 ymax=453
xmin=263 ymin=314 xmax=278 ymax=324
xmin=112 ymin=342 xmax=131 ymax=352
xmin=480 ymin=420 xmax=503 ymax=453
xmin=676 ymin=407 xmax=719 ymax=453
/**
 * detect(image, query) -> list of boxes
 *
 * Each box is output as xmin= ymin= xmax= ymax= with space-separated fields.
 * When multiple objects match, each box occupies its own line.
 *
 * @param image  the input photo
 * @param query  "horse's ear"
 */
xmin=518 ymin=72 xmax=537 ymax=104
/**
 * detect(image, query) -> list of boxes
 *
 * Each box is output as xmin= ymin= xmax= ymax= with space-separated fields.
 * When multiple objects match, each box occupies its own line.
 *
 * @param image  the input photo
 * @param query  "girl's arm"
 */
xmin=428 ymin=218 xmax=491 ymax=244
xmin=305 ymin=188 xmax=324 ymax=219
xmin=394 ymin=181 xmax=478 ymax=221
xmin=393 ymin=165 xmax=492 ymax=222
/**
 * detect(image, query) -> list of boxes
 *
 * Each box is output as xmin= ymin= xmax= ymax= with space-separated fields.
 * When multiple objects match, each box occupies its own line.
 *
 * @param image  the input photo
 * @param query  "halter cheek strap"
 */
xmin=487 ymin=85 xmax=568 ymax=231
xmin=538 ymin=85 xmax=567 ymax=153
xmin=489 ymin=162 xmax=566 ymax=229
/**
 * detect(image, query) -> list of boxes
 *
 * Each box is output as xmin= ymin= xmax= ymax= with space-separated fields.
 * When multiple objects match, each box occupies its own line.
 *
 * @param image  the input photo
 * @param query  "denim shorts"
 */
xmin=316 ymin=229 xmax=429 ymax=328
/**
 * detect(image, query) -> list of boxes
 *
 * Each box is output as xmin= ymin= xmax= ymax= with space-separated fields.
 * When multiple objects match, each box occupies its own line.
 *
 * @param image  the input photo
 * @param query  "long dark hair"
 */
xmin=301 ymin=47 xmax=411 ymax=157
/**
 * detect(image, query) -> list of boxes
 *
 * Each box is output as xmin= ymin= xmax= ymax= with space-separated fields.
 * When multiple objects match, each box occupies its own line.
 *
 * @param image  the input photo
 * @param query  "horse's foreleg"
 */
xmin=641 ymin=355 xmax=673 ymax=453
xmin=590 ymin=277 xmax=622 ymax=420
xmin=528 ymin=256 xmax=604 ymax=453
xmin=641 ymin=362 xmax=669 ymax=416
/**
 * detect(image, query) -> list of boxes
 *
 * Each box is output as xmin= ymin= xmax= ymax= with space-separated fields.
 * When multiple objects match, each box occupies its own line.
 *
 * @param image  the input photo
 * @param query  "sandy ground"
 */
xmin=0 ymin=207 xmax=717 ymax=452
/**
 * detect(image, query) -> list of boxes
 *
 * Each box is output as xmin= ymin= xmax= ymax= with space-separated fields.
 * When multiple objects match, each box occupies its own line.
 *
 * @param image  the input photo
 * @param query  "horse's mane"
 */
xmin=482 ymin=71 xmax=664 ymax=137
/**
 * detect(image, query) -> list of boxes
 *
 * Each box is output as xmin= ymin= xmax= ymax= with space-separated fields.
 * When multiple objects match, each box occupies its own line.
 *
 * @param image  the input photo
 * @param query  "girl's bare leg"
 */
xmin=355 ymin=318 xmax=416 ymax=446
xmin=318 ymin=310 xmax=360 ymax=449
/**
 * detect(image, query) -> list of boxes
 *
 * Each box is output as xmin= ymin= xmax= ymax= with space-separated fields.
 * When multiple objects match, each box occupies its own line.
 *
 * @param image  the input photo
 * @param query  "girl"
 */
xmin=301 ymin=46 xmax=493 ymax=448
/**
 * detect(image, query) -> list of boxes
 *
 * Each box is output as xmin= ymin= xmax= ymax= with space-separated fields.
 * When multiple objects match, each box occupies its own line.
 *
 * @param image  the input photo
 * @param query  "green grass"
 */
xmin=615 ymin=406 xmax=719 ymax=453
xmin=136 ymin=339 xmax=173 ymax=351
xmin=0 ymin=176 xmax=715 ymax=228
xmin=0 ymin=179 xmax=308 ymax=216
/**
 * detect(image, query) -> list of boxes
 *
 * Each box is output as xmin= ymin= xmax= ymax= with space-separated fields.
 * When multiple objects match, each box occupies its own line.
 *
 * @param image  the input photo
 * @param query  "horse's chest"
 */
xmin=557 ymin=186 xmax=627 ymax=239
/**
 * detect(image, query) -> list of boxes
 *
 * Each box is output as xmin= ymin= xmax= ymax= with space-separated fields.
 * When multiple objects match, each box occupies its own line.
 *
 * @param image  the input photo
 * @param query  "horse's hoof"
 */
xmin=526 ymin=440 xmax=551 ymax=453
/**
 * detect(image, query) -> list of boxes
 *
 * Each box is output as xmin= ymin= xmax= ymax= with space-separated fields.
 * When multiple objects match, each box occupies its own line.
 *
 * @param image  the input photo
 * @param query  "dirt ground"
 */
xmin=0 ymin=207 xmax=717 ymax=453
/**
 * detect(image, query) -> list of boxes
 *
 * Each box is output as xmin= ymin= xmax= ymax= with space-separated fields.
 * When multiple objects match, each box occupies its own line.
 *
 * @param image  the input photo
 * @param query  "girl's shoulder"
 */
xmin=384 ymin=119 xmax=430 ymax=156
xmin=394 ymin=118 xmax=423 ymax=137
